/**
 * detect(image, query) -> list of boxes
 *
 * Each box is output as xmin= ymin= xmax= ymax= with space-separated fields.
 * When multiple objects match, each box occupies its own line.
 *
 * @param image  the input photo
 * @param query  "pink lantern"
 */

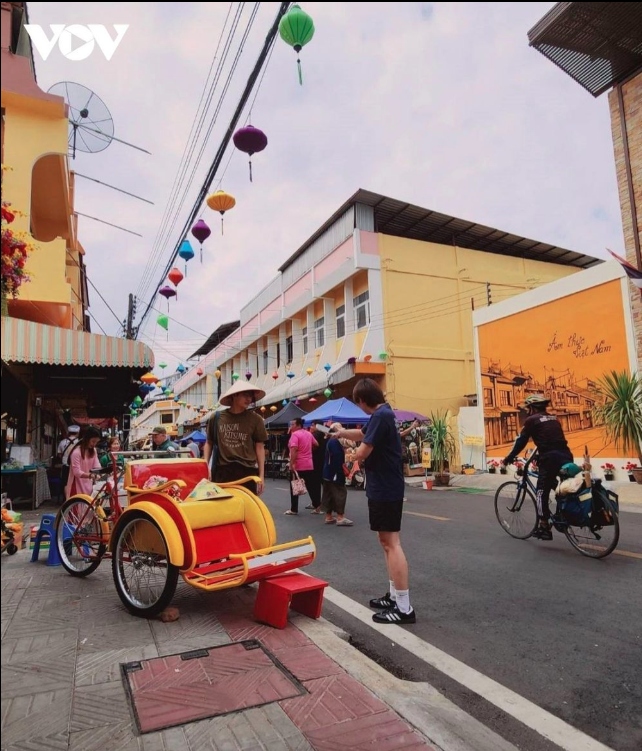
xmin=233 ymin=124 xmax=268 ymax=182
xmin=191 ymin=219 xmax=211 ymax=263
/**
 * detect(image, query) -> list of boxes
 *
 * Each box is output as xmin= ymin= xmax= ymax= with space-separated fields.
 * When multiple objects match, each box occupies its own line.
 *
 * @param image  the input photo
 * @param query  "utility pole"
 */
xmin=125 ymin=294 xmax=137 ymax=339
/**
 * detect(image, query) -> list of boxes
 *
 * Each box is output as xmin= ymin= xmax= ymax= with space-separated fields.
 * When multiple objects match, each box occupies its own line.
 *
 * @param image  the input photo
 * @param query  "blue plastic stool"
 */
xmin=30 ymin=514 xmax=62 ymax=566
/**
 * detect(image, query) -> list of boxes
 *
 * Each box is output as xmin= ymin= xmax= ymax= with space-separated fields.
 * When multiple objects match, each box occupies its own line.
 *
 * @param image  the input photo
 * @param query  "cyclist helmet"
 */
xmin=524 ymin=394 xmax=550 ymax=406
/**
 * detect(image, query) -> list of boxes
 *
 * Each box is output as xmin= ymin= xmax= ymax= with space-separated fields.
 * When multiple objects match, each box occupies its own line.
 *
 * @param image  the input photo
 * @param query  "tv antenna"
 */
xmin=47 ymin=81 xmax=150 ymax=159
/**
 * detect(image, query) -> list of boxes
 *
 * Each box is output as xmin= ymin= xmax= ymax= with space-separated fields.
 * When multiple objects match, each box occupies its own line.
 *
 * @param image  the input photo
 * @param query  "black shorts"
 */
xmin=368 ymin=500 xmax=404 ymax=532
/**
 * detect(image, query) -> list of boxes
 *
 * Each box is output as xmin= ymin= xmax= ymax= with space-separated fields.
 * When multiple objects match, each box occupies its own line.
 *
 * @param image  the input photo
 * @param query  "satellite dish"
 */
xmin=48 ymin=81 xmax=114 ymax=158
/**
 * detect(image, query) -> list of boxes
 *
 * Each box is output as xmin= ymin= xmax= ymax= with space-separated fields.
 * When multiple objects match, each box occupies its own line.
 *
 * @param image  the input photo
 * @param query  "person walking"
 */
xmin=285 ymin=418 xmax=318 ymax=515
xmin=334 ymin=378 xmax=415 ymax=624
xmin=305 ymin=422 xmax=326 ymax=513
xmin=151 ymin=427 xmax=179 ymax=452
xmin=203 ymin=381 xmax=268 ymax=495
xmin=321 ymin=423 xmax=352 ymax=526
xmin=65 ymin=426 xmax=102 ymax=499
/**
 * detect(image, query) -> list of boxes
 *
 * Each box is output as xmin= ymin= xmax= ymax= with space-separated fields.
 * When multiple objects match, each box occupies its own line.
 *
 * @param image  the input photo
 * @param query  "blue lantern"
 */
xmin=177 ymin=363 xmax=186 ymax=373
xmin=178 ymin=240 xmax=195 ymax=275
xmin=324 ymin=363 xmax=331 ymax=372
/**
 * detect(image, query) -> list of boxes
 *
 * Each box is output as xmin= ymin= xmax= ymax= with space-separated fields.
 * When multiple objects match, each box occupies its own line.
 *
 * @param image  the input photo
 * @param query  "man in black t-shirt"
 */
xmin=503 ymin=394 xmax=573 ymax=540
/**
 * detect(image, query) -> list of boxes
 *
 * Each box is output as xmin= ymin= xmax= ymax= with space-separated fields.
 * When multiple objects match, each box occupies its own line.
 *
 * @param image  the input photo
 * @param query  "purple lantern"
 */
xmin=191 ymin=219 xmax=211 ymax=263
xmin=233 ymin=124 xmax=268 ymax=182
xmin=245 ymin=370 xmax=252 ymax=381
xmin=159 ymin=285 xmax=177 ymax=311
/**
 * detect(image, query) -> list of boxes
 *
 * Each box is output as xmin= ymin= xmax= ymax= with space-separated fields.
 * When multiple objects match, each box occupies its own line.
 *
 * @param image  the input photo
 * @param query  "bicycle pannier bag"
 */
xmin=558 ymin=487 xmax=592 ymax=526
xmin=290 ymin=471 xmax=307 ymax=496
xmin=591 ymin=480 xmax=618 ymax=527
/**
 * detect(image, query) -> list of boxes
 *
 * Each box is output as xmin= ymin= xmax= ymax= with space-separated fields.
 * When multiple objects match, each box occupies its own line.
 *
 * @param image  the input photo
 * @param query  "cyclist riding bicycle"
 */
xmin=502 ymin=394 xmax=573 ymax=540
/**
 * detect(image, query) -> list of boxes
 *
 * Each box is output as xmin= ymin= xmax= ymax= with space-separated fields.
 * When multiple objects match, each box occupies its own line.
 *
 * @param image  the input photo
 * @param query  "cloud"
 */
xmin=24 ymin=2 xmax=624 ymax=373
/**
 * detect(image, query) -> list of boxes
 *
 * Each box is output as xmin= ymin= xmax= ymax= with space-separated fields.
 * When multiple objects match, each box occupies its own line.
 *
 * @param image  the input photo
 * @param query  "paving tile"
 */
xmin=2 ymin=637 xmax=77 ymax=698
xmin=269 ymin=644 xmax=344 ymax=682
xmin=280 ymin=673 xmax=388 ymax=731
xmin=13 ymin=592 xmax=83 ymax=620
xmin=78 ymin=620 xmax=154 ymax=654
xmin=70 ymin=678 xmax=132 ymax=732
xmin=77 ymin=590 xmax=137 ymax=625
xmin=1 ymin=687 xmax=72 ymax=746
xmin=69 ymin=721 xmax=141 ymax=751
xmin=1 ymin=628 xmax=78 ymax=667
xmin=303 ymin=710 xmax=435 ymax=750
xmin=218 ymin=617 xmax=312 ymax=651
xmin=149 ymin=609 xmax=229 ymax=647
xmin=76 ymin=644 xmax=160 ymax=686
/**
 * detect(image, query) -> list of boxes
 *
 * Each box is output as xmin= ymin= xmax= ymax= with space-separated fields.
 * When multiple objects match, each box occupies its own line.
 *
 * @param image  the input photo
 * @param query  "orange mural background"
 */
xmin=478 ymin=280 xmax=630 ymax=460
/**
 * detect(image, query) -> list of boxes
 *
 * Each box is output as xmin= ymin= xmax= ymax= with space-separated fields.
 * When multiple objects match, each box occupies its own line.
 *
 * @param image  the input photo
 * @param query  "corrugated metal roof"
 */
xmin=1 ymin=316 xmax=154 ymax=368
xmin=280 ymin=189 xmax=601 ymax=272
xmin=528 ymin=2 xmax=642 ymax=97
xmin=188 ymin=320 xmax=240 ymax=360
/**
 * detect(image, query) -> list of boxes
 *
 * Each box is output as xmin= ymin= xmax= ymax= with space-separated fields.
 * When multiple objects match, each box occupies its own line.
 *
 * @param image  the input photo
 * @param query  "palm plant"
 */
xmin=593 ymin=370 xmax=642 ymax=464
xmin=428 ymin=411 xmax=458 ymax=477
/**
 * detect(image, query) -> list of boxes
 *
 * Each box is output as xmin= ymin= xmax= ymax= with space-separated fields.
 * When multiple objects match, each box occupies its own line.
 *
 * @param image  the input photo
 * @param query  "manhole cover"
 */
xmin=121 ymin=640 xmax=306 ymax=734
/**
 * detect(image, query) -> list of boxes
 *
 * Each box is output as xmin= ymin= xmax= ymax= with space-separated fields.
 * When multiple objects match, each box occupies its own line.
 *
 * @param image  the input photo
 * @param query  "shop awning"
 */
xmin=1 ymin=317 xmax=154 ymax=368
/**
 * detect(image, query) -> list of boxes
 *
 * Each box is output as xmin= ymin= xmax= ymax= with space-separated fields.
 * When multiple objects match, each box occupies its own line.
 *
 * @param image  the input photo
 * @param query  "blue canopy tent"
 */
xmin=182 ymin=429 xmax=207 ymax=443
xmin=302 ymin=398 xmax=370 ymax=426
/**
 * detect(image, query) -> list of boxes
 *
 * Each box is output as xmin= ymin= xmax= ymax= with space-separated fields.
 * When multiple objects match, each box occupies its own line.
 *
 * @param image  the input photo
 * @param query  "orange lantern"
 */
xmin=206 ymin=190 xmax=236 ymax=234
xmin=140 ymin=372 xmax=158 ymax=385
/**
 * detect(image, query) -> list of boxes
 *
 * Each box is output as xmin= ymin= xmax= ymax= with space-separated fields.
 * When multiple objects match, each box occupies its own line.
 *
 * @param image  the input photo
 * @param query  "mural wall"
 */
xmin=477 ymin=280 xmax=630 ymax=459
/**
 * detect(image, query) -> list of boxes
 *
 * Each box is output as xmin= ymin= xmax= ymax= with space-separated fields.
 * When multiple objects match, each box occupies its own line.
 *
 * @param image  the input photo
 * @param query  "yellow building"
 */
xmin=173 ymin=189 xmax=598 ymax=422
xmin=1 ymin=2 xmax=153 ymax=468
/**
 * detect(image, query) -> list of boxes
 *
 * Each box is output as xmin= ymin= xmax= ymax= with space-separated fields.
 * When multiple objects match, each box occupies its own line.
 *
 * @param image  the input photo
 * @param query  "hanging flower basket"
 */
xmin=2 ymin=197 xmax=36 ymax=308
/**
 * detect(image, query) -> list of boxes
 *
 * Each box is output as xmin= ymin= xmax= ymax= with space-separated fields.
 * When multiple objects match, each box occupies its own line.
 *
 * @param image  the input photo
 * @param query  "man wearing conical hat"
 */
xmin=204 ymin=381 xmax=268 ymax=495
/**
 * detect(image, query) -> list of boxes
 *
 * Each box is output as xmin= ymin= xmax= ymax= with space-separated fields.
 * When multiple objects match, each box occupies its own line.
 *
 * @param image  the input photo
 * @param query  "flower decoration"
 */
xmin=600 ymin=463 xmax=615 ymax=472
xmin=2 ymin=199 xmax=37 ymax=299
xmin=623 ymin=462 xmax=639 ymax=472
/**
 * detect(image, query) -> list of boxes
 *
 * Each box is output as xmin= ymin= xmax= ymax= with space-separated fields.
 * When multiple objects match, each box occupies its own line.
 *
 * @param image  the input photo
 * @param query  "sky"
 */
xmin=25 ymin=2 xmax=625 ymax=374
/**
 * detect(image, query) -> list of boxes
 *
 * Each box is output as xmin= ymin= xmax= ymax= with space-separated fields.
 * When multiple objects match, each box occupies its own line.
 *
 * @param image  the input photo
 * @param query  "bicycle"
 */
xmin=55 ymin=450 xmax=192 ymax=577
xmin=494 ymin=452 xmax=620 ymax=559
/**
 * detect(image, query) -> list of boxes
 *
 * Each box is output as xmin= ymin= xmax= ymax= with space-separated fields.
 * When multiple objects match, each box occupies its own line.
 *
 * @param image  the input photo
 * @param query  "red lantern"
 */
xmin=233 ymin=124 xmax=268 ymax=182
xmin=272 ymin=371 xmax=279 ymax=381
xmin=196 ymin=368 xmax=203 ymax=376
xmin=168 ymin=267 xmax=183 ymax=288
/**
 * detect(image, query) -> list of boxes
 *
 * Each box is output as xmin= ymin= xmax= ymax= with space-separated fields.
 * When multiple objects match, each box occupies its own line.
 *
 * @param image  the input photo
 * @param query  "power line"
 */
xmin=135 ymin=1 xmax=292 ymax=337
xmin=65 ymin=250 xmax=123 ymax=331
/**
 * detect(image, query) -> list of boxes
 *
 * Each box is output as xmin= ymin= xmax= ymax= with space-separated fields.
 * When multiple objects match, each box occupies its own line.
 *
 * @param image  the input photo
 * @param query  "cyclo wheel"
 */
xmin=112 ymin=510 xmax=179 ymax=618
xmin=57 ymin=497 xmax=107 ymax=576
xmin=494 ymin=481 xmax=538 ymax=539
xmin=564 ymin=497 xmax=620 ymax=559
xmin=6 ymin=543 xmax=18 ymax=555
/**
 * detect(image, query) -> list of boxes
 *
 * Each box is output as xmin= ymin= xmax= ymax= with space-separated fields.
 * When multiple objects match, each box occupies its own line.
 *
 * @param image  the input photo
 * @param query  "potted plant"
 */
xmin=487 ymin=459 xmax=500 ymax=474
xmin=600 ymin=463 xmax=615 ymax=481
xmin=513 ymin=458 xmax=525 ymax=476
xmin=623 ymin=462 xmax=640 ymax=482
xmin=428 ymin=411 xmax=457 ymax=486
xmin=594 ymin=370 xmax=642 ymax=484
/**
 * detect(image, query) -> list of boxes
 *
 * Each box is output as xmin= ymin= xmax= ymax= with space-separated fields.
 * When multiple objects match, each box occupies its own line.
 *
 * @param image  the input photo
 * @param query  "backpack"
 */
xmin=62 ymin=439 xmax=78 ymax=466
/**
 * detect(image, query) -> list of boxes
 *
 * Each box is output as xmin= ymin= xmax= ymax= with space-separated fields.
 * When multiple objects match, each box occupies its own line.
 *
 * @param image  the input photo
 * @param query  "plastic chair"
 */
xmin=30 ymin=514 xmax=62 ymax=566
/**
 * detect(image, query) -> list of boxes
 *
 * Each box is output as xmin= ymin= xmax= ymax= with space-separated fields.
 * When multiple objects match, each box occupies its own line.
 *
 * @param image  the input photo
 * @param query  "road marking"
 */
xmin=584 ymin=545 xmax=642 ymax=560
xmin=404 ymin=511 xmax=451 ymax=522
xmin=324 ymin=587 xmax=615 ymax=751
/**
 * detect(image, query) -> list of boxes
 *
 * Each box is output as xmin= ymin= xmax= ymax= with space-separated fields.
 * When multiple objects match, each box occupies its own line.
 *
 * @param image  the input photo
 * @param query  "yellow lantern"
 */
xmin=306 ymin=367 xmax=313 ymax=376
xmin=270 ymin=406 xmax=278 ymax=412
xmin=206 ymin=190 xmax=236 ymax=234
xmin=214 ymin=369 xmax=221 ymax=379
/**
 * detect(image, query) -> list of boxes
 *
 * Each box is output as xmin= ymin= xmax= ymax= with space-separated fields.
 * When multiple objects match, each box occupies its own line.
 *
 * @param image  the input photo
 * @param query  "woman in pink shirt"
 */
xmin=65 ymin=426 xmax=102 ymax=498
xmin=286 ymin=418 xmax=318 ymax=515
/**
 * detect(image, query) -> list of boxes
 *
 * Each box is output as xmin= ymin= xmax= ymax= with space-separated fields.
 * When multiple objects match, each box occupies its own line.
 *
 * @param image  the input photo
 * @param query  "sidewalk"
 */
xmin=1 ymin=529 xmax=516 ymax=751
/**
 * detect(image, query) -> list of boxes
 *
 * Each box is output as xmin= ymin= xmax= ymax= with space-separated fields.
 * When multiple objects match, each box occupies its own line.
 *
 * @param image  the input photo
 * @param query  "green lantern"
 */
xmin=232 ymin=372 xmax=240 ymax=382
xmin=324 ymin=388 xmax=332 ymax=398
xmin=133 ymin=395 xmax=142 ymax=406
xmin=279 ymin=4 xmax=315 ymax=85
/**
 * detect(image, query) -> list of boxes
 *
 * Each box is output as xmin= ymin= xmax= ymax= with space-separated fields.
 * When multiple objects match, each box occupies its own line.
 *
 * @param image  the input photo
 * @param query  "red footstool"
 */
xmin=254 ymin=572 xmax=328 ymax=629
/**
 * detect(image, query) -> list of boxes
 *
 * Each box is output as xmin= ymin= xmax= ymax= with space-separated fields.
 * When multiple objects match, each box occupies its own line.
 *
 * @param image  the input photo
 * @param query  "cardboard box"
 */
xmin=403 ymin=466 xmax=425 ymax=477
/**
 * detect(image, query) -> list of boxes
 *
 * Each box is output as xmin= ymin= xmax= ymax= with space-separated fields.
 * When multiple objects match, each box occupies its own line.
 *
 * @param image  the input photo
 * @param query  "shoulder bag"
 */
xmin=290 ymin=470 xmax=308 ymax=496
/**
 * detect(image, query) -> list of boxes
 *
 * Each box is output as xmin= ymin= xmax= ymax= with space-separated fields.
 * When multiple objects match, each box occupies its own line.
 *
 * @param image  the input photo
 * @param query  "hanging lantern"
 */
xmin=232 ymin=372 xmax=240 ymax=382
xmin=260 ymin=406 xmax=266 ymax=413
xmin=157 ymin=314 xmax=169 ymax=334
xmin=141 ymin=372 xmax=159 ymax=385
xmin=306 ymin=367 xmax=313 ymax=376
xmin=309 ymin=397 xmax=317 ymax=403
xmin=378 ymin=352 xmax=388 ymax=360
xmin=206 ymin=190 xmax=236 ymax=235
xmin=168 ymin=267 xmax=183 ymax=294
xmin=233 ymin=124 xmax=268 ymax=182
xmin=287 ymin=371 xmax=295 ymax=379
xmin=272 ymin=371 xmax=279 ymax=381
xmin=323 ymin=363 xmax=331 ymax=372
xmin=196 ymin=367 xmax=204 ymax=376
xmin=133 ymin=395 xmax=142 ymax=406
xmin=174 ymin=396 xmax=180 ymax=402
xmin=282 ymin=399 xmax=288 ymax=406
xmin=245 ymin=370 xmax=252 ymax=381
xmin=159 ymin=362 xmax=167 ymax=370
xmin=363 ymin=354 xmax=372 ymax=362
xmin=191 ymin=219 xmax=211 ymax=263
xmin=294 ymin=399 xmax=301 ymax=406
xmin=270 ymin=406 xmax=278 ymax=413
xmin=177 ymin=363 xmax=186 ymax=373
xmin=348 ymin=356 xmax=357 ymax=365
xmin=178 ymin=239 xmax=195 ymax=275
xmin=214 ymin=369 xmax=221 ymax=379
xmin=279 ymin=4 xmax=315 ymax=85
xmin=159 ymin=285 xmax=176 ymax=311
xmin=324 ymin=388 xmax=332 ymax=398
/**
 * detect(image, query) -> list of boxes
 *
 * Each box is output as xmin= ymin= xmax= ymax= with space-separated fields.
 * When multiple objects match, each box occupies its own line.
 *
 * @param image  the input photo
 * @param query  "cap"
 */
xmin=152 ymin=426 xmax=167 ymax=435
xmin=219 ymin=380 xmax=266 ymax=408
xmin=68 ymin=425 xmax=80 ymax=434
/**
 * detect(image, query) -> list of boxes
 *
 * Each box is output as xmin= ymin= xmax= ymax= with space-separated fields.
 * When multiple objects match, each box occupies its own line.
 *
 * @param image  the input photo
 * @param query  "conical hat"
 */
xmin=219 ymin=380 xmax=266 ymax=407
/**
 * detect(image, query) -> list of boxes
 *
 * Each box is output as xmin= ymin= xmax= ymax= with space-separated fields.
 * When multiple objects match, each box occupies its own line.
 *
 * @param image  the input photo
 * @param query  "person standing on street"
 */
xmin=286 ymin=418 xmax=318 ymax=515
xmin=305 ymin=422 xmax=326 ymax=513
xmin=65 ymin=426 xmax=102 ymax=499
xmin=334 ymin=378 xmax=415 ymax=624
xmin=321 ymin=423 xmax=353 ymax=526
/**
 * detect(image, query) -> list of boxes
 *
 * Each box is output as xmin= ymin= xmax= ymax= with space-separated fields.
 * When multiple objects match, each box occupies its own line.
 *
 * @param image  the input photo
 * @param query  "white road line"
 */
xmin=324 ymin=586 xmax=615 ymax=751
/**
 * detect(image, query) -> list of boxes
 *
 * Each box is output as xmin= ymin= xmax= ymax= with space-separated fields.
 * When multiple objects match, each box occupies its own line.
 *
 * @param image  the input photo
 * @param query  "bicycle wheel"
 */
xmin=564 ymin=498 xmax=620 ymax=559
xmin=57 ymin=497 xmax=107 ymax=577
xmin=112 ymin=511 xmax=179 ymax=618
xmin=494 ymin=481 xmax=538 ymax=539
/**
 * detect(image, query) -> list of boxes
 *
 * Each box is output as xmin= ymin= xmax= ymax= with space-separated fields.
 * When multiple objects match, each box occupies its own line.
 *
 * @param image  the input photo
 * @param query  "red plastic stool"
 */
xmin=254 ymin=572 xmax=328 ymax=629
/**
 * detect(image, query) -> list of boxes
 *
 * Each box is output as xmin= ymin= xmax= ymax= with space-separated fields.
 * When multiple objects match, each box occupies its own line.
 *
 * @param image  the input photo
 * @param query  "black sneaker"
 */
xmin=372 ymin=605 xmax=416 ymax=624
xmin=533 ymin=525 xmax=553 ymax=541
xmin=369 ymin=593 xmax=395 ymax=609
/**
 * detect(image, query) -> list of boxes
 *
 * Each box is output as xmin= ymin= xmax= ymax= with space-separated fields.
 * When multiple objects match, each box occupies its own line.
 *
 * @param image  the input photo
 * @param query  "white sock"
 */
xmin=389 ymin=581 xmax=397 ymax=601
xmin=395 ymin=590 xmax=411 ymax=614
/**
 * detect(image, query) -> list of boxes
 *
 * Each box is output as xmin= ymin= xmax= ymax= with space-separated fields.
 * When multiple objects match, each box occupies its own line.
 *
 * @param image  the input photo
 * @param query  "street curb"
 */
xmin=293 ymin=614 xmax=519 ymax=751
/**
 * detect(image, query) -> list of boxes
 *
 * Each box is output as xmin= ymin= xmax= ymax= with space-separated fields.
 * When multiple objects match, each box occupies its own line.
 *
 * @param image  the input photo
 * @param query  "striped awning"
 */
xmin=1 ymin=316 xmax=154 ymax=368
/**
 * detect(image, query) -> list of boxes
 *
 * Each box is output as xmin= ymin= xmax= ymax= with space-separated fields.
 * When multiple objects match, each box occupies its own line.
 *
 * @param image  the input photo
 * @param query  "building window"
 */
xmin=498 ymin=390 xmax=513 ymax=406
xmin=336 ymin=305 xmax=345 ymax=339
xmin=286 ymin=336 xmax=293 ymax=363
xmin=353 ymin=291 xmax=370 ymax=330
xmin=483 ymin=388 xmax=494 ymax=407
xmin=302 ymin=327 xmax=308 ymax=355
xmin=160 ymin=413 xmax=173 ymax=425
xmin=314 ymin=317 xmax=325 ymax=348
xmin=263 ymin=349 xmax=268 ymax=375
